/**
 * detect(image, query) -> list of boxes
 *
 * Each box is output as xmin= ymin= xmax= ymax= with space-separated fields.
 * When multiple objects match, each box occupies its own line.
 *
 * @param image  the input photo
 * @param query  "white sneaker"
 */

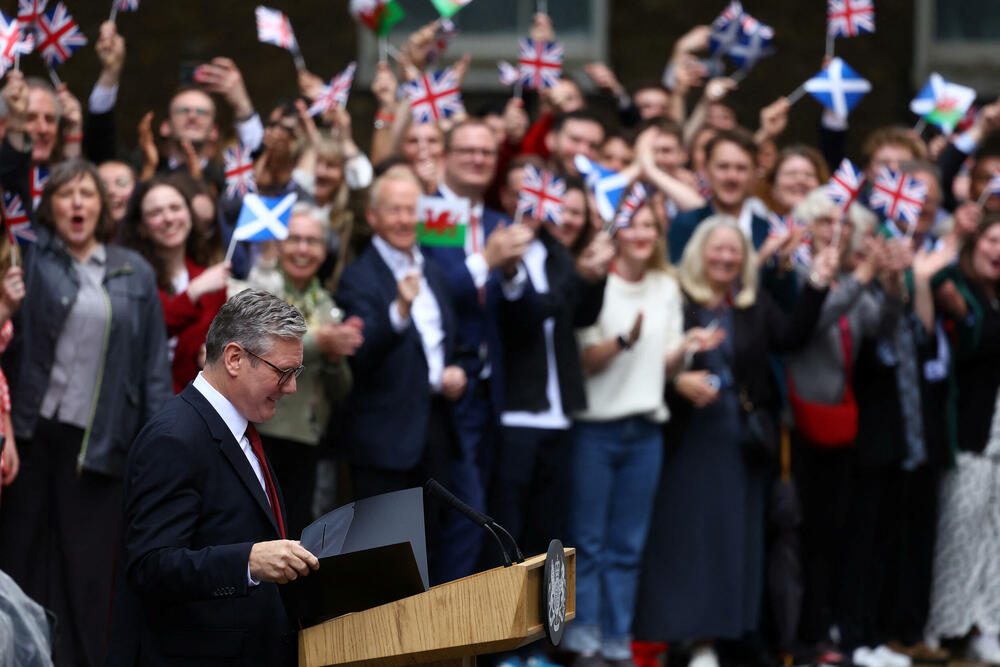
xmin=688 ymin=646 xmax=720 ymax=667
xmin=852 ymin=646 xmax=883 ymax=667
xmin=873 ymin=645 xmax=911 ymax=667
xmin=968 ymin=634 xmax=1000 ymax=665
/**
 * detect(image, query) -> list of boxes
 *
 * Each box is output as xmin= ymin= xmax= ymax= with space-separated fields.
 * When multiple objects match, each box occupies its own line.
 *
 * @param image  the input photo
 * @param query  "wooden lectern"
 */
xmin=299 ymin=548 xmax=576 ymax=667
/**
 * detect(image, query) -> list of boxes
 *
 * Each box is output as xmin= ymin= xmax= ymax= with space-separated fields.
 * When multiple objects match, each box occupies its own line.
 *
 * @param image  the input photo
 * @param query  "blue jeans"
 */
xmin=564 ymin=417 xmax=663 ymax=660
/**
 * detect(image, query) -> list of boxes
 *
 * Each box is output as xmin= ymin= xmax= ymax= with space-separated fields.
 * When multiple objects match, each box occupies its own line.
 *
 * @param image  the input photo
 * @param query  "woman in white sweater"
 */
xmin=563 ymin=204 xmax=723 ymax=667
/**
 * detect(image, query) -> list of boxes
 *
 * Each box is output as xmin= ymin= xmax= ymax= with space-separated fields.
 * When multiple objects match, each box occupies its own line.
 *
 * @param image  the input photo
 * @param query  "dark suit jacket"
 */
xmin=421 ymin=206 xmax=512 ymax=412
xmin=118 ymin=384 xmax=295 ymax=666
xmin=336 ymin=242 xmax=458 ymax=470
xmin=498 ymin=228 xmax=605 ymax=415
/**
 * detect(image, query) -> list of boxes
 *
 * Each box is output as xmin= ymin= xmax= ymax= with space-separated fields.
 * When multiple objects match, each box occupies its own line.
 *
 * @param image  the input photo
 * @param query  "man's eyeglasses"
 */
xmin=244 ymin=348 xmax=305 ymax=387
xmin=171 ymin=105 xmax=213 ymax=118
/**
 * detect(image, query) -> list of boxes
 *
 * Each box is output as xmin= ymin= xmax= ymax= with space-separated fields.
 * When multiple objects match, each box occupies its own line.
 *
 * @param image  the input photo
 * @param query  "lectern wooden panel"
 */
xmin=299 ymin=548 xmax=576 ymax=667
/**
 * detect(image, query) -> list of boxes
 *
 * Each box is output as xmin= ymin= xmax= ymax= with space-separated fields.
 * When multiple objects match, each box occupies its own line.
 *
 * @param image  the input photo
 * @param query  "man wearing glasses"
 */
xmin=114 ymin=289 xmax=317 ymax=666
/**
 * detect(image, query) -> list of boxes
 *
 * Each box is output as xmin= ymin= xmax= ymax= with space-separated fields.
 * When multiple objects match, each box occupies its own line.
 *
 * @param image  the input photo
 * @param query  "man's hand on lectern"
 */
xmin=249 ymin=540 xmax=320 ymax=584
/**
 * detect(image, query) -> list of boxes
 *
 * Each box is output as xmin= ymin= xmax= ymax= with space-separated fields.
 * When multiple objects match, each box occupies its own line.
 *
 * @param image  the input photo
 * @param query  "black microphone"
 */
xmin=424 ymin=479 xmax=524 ymax=566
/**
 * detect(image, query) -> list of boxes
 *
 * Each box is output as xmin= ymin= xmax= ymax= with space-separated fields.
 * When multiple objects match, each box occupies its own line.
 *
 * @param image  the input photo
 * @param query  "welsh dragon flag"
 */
xmin=430 ymin=0 xmax=472 ymax=18
xmin=349 ymin=0 xmax=404 ymax=36
xmin=910 ymin=73 xmax=976 ymax=135
xmin=417 ymin=196 xmax=468 ymax=247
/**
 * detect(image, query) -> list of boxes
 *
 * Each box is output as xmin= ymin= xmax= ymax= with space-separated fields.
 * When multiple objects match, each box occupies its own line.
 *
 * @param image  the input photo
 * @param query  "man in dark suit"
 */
xmin=423 ymin=119 xmax=532 ymax=580
xmin=336 ymin=168 xmax=466 ymax=581
xmin=119 ymin=289 xmax=319 ymax=666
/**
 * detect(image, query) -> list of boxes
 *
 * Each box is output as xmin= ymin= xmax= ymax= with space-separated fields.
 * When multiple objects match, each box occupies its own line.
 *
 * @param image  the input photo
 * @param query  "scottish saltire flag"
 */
xmin=870 ymin=167 xmax=927 ymax=226
xmin=30 ymin=166 xmax=48 ymax=210
xmin=36 ymin=3 xmax=86 ymax=68
xmin=402 ymin=67 xmax=464 ymax=123
xmin=2 ymin=192 xmax=35 ymax=244
xmin=728 ymin=15 xmax=774 ymax=69
xmin=223 ymin=145 xmax=257 ymax=199
xmin=498 ymin=60 xmax=519 ymax=86
xmin=517 ymin=38 xmax=563 ymax=90
xmin=575 ymin=155 xmax=631 ymax=223
xmin=613 ymin=182 xmax=648 ymax=228
xmin=430 ymin=0 xmax=472 ymax=18
xmin=234 ymin=193 xmax=296 ymax=242
xmin=910 ymin=73 xmax=977 ymax=135
xmin=417 ymin=195 xmax=468 ymax=247
xmin=255 ymin=6 xmax=298 ymax=51
xmin=804 ymin=57 xmax=871 ymax=118
xmin=349 ymin=0 xmax=404 ymax=36
xmin=16 ymin=0 xmax=46 ymax=28
xmin=0 ymin=12 xmax=32 ymax=74
xmin=117 ymin=0 xmax=139 ymax=11
xmin=518 ymin=164 xmax=565 ymax=225
xmin=308 ymin=62 xmax=356 ymax=117
xmin=709 ymin=1 xmax=744 ymax=56
xmin=827 ymin=158 xmax=866 ymax=210
xmin=827 ymin=0 xmax=875 ymax=39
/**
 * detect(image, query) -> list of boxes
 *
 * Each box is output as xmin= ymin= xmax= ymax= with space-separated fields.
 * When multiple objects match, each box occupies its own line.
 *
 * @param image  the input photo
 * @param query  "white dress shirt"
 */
xmin=192 ymin=372 xmax=270 ymax=585
xmin=439 ymin=183 xmax=491 ymax=289
xmin=372 ymin=236 xmax=447 ymax=392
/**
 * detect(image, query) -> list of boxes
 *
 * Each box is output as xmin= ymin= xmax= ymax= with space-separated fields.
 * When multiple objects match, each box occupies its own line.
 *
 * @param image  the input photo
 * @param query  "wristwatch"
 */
xmin=616 ymin=334 xmax=631 ymax=350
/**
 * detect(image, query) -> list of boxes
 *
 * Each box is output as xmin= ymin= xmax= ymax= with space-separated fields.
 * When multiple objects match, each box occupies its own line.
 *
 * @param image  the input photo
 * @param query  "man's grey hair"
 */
xmin=25 ymin=77 xmax=62 ymax=120
xmin=204 ymin=289 xmax=307 ymax=365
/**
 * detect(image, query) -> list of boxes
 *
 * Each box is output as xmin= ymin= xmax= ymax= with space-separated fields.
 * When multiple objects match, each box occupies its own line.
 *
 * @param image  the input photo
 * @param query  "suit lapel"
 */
xmin=180 ymin=386 xmax=280 ymax=537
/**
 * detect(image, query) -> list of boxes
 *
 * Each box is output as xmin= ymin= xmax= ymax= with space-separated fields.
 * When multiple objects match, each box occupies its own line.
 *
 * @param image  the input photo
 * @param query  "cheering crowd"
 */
xmin=1 ymin=4 xmax=1000 ymax=667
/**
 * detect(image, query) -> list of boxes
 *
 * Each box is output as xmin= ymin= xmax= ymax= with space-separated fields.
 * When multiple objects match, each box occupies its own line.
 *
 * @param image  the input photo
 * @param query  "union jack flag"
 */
xmin=308 ymin=62 xmax=356 ymax=117
xmin=768 ymin=213 xmax=811 ymax=267
xmin=117 ymin=0 xmax=139 ymax=11
xmin=0 ymin=12 xmax=33 ymax=74
xmin=427 ymin=17 xmax=456 ymax=64
xmin=517 ymin=38 xmax=562 ymax=90
xmin=255 ymin=5 xmax=297 ymax=51
xmin=223 ymin=144 xmax=258 ymax=199
xmin=36 ymin=3 xmax=86 ymax=68
xmin=827 ymin=0 xmax=875 ymax=39
xmin=613 ymin=182 xmax=648 ymax=228
xmin=709 ymin=1 xmax=744 ymax=56
xmin=3 ymin=192 xmax=36 ymax=244
xmin=870 ymin=167 xmax=927 ymax=227
xmin=826 ymin=158 xmax=866 ymax=211
xmin=30 ymin=166 xmax=48 ymax=210
xmin=518 ymin=164 xmax=565 ymax=225
xmin=498 ymin=60 xmax=519 ymax=87
xmin=401 ymin=67 xmax=464 ymax=124
xmin=16 ymin=0 xmax=46 ymax=29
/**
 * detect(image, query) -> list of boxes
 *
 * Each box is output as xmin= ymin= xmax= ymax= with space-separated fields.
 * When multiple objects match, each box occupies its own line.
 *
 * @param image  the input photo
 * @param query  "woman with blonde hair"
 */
xmin=633 ymin=216 xmax=836 ymax=667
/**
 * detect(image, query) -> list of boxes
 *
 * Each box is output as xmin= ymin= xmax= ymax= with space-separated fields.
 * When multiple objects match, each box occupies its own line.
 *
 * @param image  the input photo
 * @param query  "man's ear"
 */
xmin=223 ymin=342 xmax=243 ymax=378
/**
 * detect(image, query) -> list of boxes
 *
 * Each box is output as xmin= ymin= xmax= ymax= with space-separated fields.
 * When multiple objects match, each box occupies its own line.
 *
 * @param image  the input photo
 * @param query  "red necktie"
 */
xmin=245 ymin=424 xmax=287 ymax=539
xmin=470 ymin=213 xmax=486 ymax=306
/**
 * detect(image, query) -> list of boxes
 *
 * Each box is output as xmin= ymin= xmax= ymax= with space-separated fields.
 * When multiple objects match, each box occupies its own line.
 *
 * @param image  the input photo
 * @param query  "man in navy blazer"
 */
xmin=336 ymin=168 xmax=466 ymax=581
xmin=421 ymin=119 xmax=533 ymax=580
xmin=118 ymin=289 xmax=320 ymax=666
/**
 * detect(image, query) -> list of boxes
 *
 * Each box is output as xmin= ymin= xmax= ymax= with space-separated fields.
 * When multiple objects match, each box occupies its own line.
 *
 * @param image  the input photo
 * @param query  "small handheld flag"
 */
xmin=417 ymin=195 xmax=468 ymax=247
xmin=727 ymin=15 xmax=774 ymax=71
xmin=307 ymin=62 xmax=356 ymax=117
xmin=35 ymin=3 xmax=86 ymax=69
xmin=709 ymin=1 xmax=744 ymax=57
xmin=517 ymin=38 xmax=563 ymax=90
xmin=870 ymin=167 xmax=927 ymax=227
xmin=16 ymin=0 xmax=46 ymax=29
xmin=30 ymin=166 xmax=48 ymax=210
xmin=826 ymin=158 xmax=866 ymax=211
xmin=827 ymin=0 xmax=875 ymax=39
xmin=349 ymin=0 xmax=405 ymax=36
xmin=401 ymin=67 xmax=464 ymax=124
xmin=255 ymin=5 xmax=305 ymax=70
xmin=2 ymin=192 xmax=36 ymax=245
xmin=427 ymin=18 xmax=457 ymax=65
xmin=518 ymin=164 xmax=565 ymax=225
xmin=429 ymin=0 xmax=472 ymax=18
xmin=109 ymin=0 xmax=138 ymax=22
xmin=0 ymin=12 xmax=32 ymax=75
xmin=574 ymin=155 xmax=631 ymax=226
xmin=910 ymin=73 xmax=977 ymax=136
xmin=223 ymin=145 xmax=257 ymax=200
xmin=803 ymin=57 xmax=871 ymax=118
xmin=233 ymin=193 xmax=296 ymax=242
xmin=498 ymin=60 xmax=520 ymax=87
xmin=613 ymin=182 xmax=649 ymax=229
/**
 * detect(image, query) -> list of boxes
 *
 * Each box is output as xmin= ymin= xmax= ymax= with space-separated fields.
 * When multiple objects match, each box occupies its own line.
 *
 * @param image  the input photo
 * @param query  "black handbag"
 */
xmin=739 ymin=387 xmax=778 ymax=463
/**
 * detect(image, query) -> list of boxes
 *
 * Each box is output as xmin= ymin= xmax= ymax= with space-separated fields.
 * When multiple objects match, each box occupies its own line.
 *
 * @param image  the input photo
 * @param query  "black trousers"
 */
xmin=486 ymin=425 xmax=571 ymax=566
xmin=0 ymin=418 xmax=121 ymax=667
xmin=261 ymin=434 xmax=321 ymax=538
xmin=349 ymin=396 xmax=456 ymax=585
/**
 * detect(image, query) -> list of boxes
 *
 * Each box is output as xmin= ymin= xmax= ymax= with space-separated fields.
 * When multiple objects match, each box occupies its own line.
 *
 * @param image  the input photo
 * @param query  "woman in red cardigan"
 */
xmin=124 ymin=175 xmax=229 ymax=392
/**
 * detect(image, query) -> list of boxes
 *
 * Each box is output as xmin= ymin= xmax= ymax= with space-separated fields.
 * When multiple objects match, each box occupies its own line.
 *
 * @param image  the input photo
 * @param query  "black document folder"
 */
xmin=282 ymin=487 xmax=429 ymax=626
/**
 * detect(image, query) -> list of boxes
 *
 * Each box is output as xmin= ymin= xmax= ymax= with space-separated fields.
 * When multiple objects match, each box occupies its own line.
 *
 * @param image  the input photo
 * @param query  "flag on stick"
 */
xmin=803 ymin=57 xmax=871 ymax=118
xmin=827 ymin=0 xmax=875 ymax=39
xmin=417 ymin=195 xmax=468 ymax=247
xmin=910 ymin=73 xmax=977 ymax=136
xmin=401 ymin=67 xmax=464 ymax=123
xmin=870 ymin=167 xmax=927 ymax=227
xmin=518 ymin=164 xmax=565 ymax=225
xmin=307 ymin=62 xmax=356 ymax=117
xmin=517 ymin=38 xmax=563 ymax=90
xmin=35 ymin=3 xmax=86 ymax=68
xmin=223 ymin=145 xmax=257 ymax=199
xmin=349 ymin=0 xmax=405 ymax=36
